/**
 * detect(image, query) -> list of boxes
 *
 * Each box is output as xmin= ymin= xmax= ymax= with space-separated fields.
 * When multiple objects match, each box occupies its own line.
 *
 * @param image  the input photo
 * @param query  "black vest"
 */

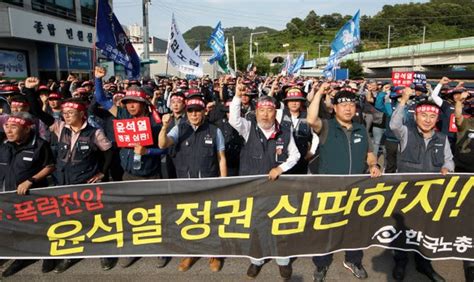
xmin=56 ymin=124 xmax=100 ymax=185
xmin=239 ymin=120 xmax=291 ymax=176
xmin=318 ymin=119 xmax=369 ymax=174
xmin=173 ymin=121 xmax=220 ymax=178
xmin=455 ymin=127 xmax=474 ymax=172
xmin=281 ymin=110 xmax=311 ymax=174
xmin=397 ymin=127 xmax=446 ymax=173
xmin=214 ymin=118 xmax=243 ymax=169
xmin=0 ymin=134 xmax=49 ymax=191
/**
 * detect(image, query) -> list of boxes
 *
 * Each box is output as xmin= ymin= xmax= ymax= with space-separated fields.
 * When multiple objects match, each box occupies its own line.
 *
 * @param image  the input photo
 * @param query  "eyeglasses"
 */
xmin=186 ymin=108 xmax=203 ymax=113
xmin=62 ymin=111 xmax=79 ymax=116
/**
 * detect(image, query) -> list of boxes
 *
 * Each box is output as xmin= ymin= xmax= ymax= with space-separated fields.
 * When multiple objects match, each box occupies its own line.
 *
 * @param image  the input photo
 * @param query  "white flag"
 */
xmin=193 ymin=45 xmax=200 ymax=56
xmin=167 ymin=14 xmax=203 ymax=77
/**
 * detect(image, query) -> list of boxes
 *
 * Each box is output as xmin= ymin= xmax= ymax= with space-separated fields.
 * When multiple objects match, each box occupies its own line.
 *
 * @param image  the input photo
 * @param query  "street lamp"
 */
xmin=250 ymin=31 xmax=267 ymax=59
xmin=254 ymin=42 xmax=259 ymax=55
xmin=387 ymin=25 xmax=392 ymax=49
xmin=318 ymin=43 xmax=331 ymax=59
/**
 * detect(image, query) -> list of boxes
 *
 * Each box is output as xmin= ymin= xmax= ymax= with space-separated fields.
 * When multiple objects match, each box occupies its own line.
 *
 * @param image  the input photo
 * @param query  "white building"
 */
xmin=128 ymin=23 xmax=142 ymax=38
xmin=0 ymin=0 xmax=99 ymax=81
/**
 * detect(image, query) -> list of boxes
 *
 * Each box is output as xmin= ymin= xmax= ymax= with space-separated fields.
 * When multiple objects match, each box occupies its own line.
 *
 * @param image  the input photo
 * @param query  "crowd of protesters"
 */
xmin=0 ymin=67 xmax=472 ymax=281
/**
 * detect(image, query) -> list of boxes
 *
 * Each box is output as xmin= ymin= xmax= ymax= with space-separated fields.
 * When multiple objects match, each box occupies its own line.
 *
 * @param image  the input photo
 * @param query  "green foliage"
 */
xmin=340 ymin=60 xmax=364 ymax=79
xmin=304 ymin=10 xmax=323 ymax=36
xmin=252 ymin=54 xmax=271 ymax=75
xmin=181 ymin=2 xmax=474 ymax=62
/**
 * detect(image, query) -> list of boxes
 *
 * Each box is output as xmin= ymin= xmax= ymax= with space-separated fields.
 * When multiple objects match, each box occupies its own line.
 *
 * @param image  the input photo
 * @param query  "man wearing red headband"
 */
xmin=22 ymin=77 xmax=115 ymax=273
xmin=46 ymin=93 xmax=63 ymax=120
xmin=159 ymin=97 xmax=227 ymax=273
xmin=162 ymin=92 xmax=187 ymax=179
xmin=0 ymin=112 xmax=56 ymax=276
xmin=95 ymin=67 xmax=164 ymax=182
xmin=94 ymin=66 xmax=168 ymax=269
xmin=229 ymin=79 xmax=300 ymax=280
xmin=389 ymin=87 xmax=452 ymax=281
xmin=278 ymin=87 xmax=314 ymax=174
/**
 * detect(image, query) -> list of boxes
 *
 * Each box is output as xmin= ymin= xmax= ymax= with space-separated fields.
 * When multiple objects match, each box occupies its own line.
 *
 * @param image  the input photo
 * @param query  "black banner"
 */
xmin=0 ymin=174 xmax=472 ymax=261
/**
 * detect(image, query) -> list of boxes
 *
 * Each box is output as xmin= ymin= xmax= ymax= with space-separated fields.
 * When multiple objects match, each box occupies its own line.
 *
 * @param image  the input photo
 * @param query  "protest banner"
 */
xmin=0 ymin=174 xmax=472 ymax=261
xmin=113 ymin=117 xmax=153 ymax=148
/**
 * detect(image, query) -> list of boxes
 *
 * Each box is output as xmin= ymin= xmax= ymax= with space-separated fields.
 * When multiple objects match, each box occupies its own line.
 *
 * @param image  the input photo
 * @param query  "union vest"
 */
xmin=318 ymin=119 xmax=369 ymax=174
xmin=214 ymin=118 xmax=243 ymax=169
xmin=454 ymin=127 xmax=474 ymax=172
xmin=0 ymin=134 xmax=50 ymax=191
xmin=239 ymin=120 xmax=292 ymax=176
xmin=281 ymin=110 xmax=311 ymax=174
xmin=397 ymin=127 xmax=446 ymax=173
xmin=172 ymin=121 xmax=220 ymax=178
xmin=55 ymin=124 xmax=100 ymax=185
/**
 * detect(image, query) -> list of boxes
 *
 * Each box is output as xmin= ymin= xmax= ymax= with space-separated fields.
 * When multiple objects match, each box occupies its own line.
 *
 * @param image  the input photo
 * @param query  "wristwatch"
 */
xmin=27 ymin=177 xmax=37 ymax=184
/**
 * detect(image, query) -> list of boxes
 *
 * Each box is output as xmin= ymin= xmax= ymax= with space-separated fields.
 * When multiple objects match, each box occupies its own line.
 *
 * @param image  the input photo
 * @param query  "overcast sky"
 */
xmin=113 ymin=0 xmax=428 ymax=39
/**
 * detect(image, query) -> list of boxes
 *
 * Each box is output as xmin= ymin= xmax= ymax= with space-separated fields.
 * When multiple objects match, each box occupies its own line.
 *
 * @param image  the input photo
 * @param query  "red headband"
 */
xmin=62 ymin=102 xmax=86 ymax=112
xmin=416 ymin=105 xmax=440 ymax=115
xmin=74 ymin=87 xmax=88 ymax=94
xmin=11 ymin=101 xmax=29 ymax=107
xmin=186 ymin=99 xmax=205 ymax=108
xmin=286 ymin=89 xmax=304 ymax=99
xmin=6 ymin=117 xmax=33 ymax=127
xmin=340 ymin=87 xmax=357 ymax=93
xmin=257 ymin=100 xmax=276 ymax=109
xmin=171 ymin=95 xmax=184 ymax=102
xmin=125 ymin=89 xmax=147 ymax=99
xmin=48 ymin=93 xmax=62 ymax=100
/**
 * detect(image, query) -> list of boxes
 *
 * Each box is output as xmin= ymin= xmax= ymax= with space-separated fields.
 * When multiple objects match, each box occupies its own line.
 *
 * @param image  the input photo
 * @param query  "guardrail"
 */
xmin=32 ymin=2 xmax=76 ymax=21
xmin=318 ymin=37 xmax=474 ymax=64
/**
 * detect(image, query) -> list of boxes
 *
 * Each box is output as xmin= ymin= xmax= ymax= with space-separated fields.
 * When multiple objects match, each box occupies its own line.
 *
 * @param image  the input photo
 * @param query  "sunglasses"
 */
xmin=186 ymin=108 xmax=203 ymax=113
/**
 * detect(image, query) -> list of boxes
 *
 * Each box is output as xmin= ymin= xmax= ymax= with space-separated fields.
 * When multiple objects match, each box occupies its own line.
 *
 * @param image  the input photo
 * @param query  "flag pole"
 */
xmin=92 ymin=0 xmax=100 ymax=70
xmin=232 ymin=35 xmax=237 ymax=72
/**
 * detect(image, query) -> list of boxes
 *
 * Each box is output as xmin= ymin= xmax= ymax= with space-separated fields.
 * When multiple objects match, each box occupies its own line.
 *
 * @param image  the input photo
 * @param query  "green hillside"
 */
xmin=181 ymin=0 xmax=474 ymax=72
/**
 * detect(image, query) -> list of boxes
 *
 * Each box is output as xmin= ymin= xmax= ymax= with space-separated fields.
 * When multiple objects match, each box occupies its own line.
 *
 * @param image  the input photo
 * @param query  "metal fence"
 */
xmin=318 ymin=37 xmax=474 ymax=64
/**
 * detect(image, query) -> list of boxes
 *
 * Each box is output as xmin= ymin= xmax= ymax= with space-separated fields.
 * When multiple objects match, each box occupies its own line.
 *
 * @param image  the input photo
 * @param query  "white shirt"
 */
xmin=229 ymin=96 xmax=300 ymax=173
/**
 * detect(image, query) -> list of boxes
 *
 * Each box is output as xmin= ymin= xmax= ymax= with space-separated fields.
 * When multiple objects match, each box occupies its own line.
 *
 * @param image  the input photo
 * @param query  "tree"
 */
xmin=320 ymin=13 xmax=343 ymax=29
xmin=286 ymin=22 xmax=300 ymax=38
xmin=304 ymin=10 xmax=323 ymax=35
xmin=252 ymin=54 xmax=271 ymax=75
xmin=340 ymin=59 xmax=364 ymax=79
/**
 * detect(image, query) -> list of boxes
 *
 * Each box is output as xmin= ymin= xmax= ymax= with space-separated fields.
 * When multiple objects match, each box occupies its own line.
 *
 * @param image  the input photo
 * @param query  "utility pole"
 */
xmin=249 ymin=31 xmax=267 ymax=60
xmin=232 ymin=35 xmax=237 ymax=72
xmin=387 ymin=25 xmax=392 ymax=49
xmin=142 ymin=0 xmax=150 ymax=77
xmin=422 ymin=26 xmax=426 ymax=44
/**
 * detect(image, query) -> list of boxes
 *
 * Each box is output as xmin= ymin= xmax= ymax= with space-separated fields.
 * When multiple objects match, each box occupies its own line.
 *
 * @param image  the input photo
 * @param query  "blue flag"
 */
xmin=324 ymin=10 xmax=360 ymax=78
xmin=289 ymin=53 xmax=305 ymax=75
xmin=95 ymin=0 xmax=141 ymax=79
xmin=207 ymin=21 xmax=226 ymax=64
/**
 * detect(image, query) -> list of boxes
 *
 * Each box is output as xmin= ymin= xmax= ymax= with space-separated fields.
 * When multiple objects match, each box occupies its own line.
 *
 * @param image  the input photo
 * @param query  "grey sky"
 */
xmin=113 ymin=0 xmax=428 ymax=39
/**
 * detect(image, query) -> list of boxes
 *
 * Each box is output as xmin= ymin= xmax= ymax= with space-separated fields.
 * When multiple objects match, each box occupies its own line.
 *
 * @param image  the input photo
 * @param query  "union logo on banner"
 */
xmin=113 ymin=117 xmax=153 ymax=148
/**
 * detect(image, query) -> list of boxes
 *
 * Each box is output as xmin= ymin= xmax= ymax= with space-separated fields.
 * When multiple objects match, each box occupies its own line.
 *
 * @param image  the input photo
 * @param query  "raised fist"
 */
xmin=401 ymin=87 xmax=413 ymax=102
xmin=67 ymin=74 xmax=76 ymax=82
xmin=95 ymin=66 xmax=106 ymax=79
xmin=440 ymin=77 xmax=450 ymax=85
xmin=161 ymin=113 xmax=171 ymax=127
xmin=25 ymin=77 xmax=40 ymax=89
